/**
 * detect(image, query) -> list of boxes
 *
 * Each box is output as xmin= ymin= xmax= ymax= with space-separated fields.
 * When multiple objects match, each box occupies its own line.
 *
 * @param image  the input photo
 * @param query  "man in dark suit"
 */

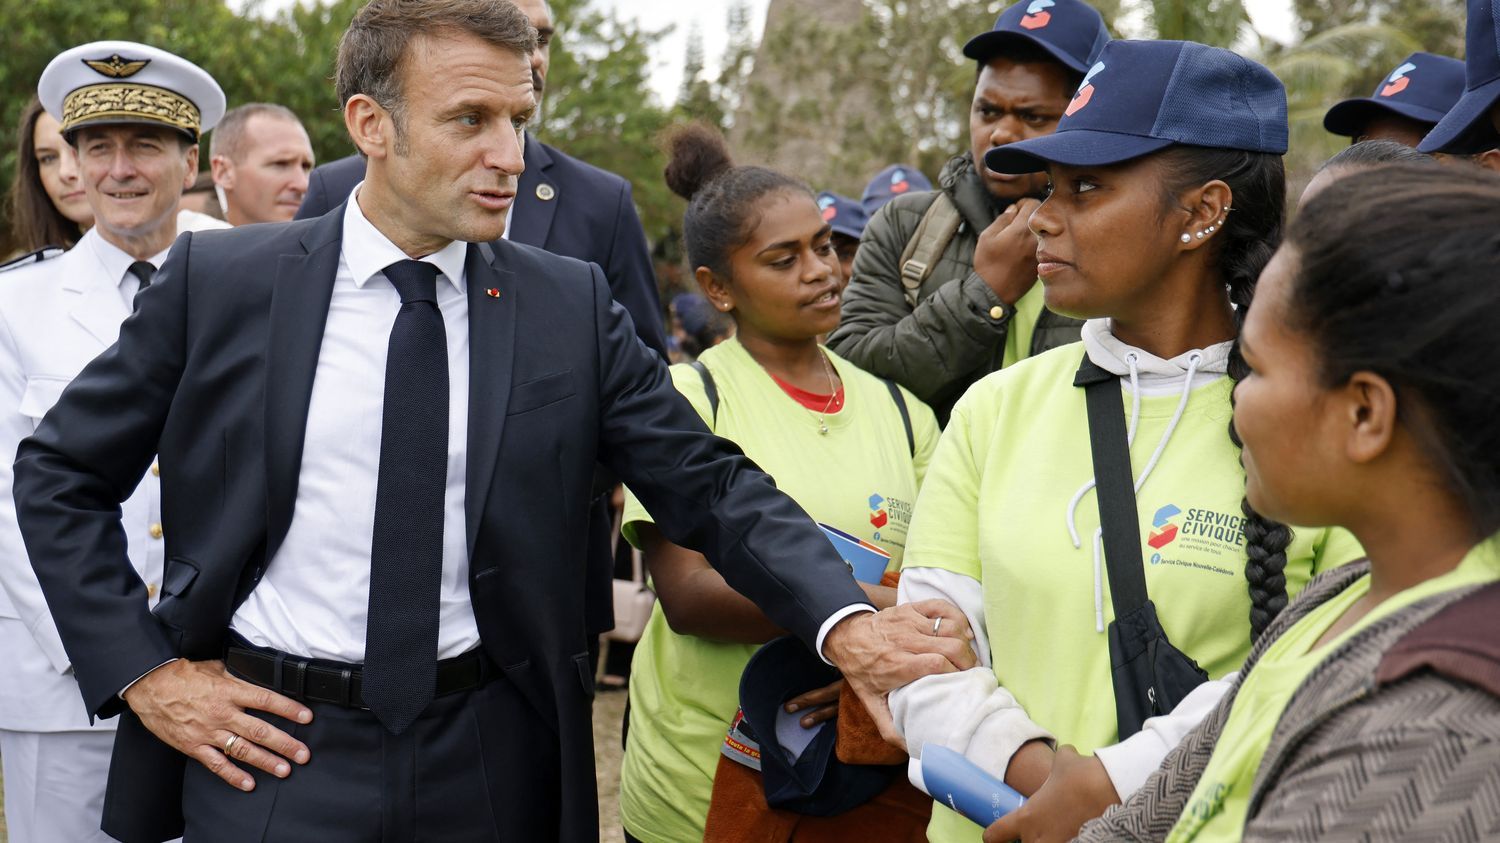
xmin=298 ymin=0 xmax=665 ymax=654
xmin=13 ymin=3 xmax=972 ymax=842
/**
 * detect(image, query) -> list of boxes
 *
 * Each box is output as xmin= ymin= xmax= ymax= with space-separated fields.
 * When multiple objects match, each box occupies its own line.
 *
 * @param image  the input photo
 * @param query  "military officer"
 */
xmin=0 ymin=40 xmax=223 ymax=843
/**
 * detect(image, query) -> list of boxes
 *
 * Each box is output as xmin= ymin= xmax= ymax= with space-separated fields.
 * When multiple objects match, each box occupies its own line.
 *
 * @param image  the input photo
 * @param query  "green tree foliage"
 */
xmin=0 ymin=0 xmax=365 ymax=252
xmin=1292 ymin=0 xmax=1464 ymax=59
xmin=675 ymin=25 xmax=727 ymax=127
xmin=1 ymin=0 xmax=682 ymax=250
xmin=726 ymin=0 xmax=1131 ymax=197
xmin=539 ymin=0 xmax=676 ymax=244
xmin=1144 ymin=0 xmax=1249 ymax=45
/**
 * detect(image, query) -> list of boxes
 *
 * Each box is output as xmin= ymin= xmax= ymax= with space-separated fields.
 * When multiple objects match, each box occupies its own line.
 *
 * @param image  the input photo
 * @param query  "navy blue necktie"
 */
xmin=127 ymin=261 xmax=156 ymax=310
xmin=362 ymin=259 xmax=449 ymax=734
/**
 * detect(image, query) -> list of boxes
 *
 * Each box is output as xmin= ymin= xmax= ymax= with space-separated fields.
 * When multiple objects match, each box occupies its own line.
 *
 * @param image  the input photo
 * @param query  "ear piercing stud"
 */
xmin=1190 ymin=218 xmax=1225 ymax=241
xmin=1180 ymin=233 xmax=1192 ymax=244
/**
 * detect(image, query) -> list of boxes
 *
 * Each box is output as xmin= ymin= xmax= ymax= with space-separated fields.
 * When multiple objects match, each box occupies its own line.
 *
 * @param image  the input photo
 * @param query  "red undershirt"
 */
xmin=769 ymin=373 xmax=845 ymax=413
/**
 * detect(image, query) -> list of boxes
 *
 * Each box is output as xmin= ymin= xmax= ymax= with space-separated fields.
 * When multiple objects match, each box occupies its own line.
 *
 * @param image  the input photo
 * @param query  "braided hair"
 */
xmin=1157 ymin=146 xmax=1293 ymax=643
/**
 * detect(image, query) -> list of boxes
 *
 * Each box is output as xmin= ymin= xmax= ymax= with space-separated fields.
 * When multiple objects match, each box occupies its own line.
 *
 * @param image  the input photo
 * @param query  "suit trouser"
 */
xmin=181 ymin=673 xmax=560 ymax=842
xmin=0 ymin=727 xmax=116 ymax=843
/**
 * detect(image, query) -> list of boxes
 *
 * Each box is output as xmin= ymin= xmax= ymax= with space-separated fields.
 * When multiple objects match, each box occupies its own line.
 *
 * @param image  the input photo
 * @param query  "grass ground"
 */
xmin=0 ymin=693 xmax=629 ymax=843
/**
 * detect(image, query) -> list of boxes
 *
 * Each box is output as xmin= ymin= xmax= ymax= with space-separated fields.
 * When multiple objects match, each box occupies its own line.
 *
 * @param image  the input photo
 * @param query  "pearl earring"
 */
xmin=1180 ymin=233 xmax=1192 ymax=244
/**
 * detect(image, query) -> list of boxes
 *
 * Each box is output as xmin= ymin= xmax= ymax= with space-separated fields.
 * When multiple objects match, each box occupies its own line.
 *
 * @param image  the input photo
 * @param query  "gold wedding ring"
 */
xmin=224 ymin=734 xmax=240 ymax=755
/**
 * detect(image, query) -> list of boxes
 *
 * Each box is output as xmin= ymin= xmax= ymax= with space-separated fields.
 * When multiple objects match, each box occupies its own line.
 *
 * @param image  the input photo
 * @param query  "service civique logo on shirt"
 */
xmin=867 ymin=492 xmax=913 ymax=545
xmin=1145 ymin=503 xmax=1243 ymax=577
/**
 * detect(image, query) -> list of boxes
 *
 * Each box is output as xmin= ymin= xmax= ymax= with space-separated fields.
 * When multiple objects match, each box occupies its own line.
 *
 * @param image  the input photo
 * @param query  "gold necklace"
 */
xmin=813 ymin=352 xmax=839 ymax=435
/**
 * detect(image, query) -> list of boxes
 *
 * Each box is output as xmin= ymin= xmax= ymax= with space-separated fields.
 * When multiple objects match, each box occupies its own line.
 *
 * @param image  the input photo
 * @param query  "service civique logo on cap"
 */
xmin=818 ymin=194 xmax=838 ymax=221
xmin=889 ymin=169 xmax=911 ymax=194
xmin=1379 ymin=62 xmax=1418 ymax=98
xmin=1066 ymin=60 xmax=1106 ymax=117
xmin=1021 ymin=0 xmax=1055 ymax=30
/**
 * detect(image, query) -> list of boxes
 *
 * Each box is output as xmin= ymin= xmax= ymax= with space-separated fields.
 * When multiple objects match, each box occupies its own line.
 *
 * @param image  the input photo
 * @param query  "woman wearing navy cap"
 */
xmin=884 ymin=39 xmax=1364 ymax=843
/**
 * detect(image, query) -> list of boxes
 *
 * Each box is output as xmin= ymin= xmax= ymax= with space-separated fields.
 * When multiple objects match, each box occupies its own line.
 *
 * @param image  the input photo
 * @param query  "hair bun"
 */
xmin=663 ymin=122 xmax=734 ymax=202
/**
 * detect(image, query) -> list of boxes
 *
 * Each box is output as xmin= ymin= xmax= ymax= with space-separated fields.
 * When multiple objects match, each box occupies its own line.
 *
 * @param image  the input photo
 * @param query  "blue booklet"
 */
xmin=911 ymin=744 xmax=1027 ymax=827
xmin=817 ymin=523 xmax=891 ymax=584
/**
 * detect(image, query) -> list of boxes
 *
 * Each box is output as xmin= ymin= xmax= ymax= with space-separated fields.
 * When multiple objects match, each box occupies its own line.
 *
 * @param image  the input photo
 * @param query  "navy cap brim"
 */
xmin=829 ymin=222 xmax=864 ymax=240
xmin=963 ymin=30 xmax=1088 ymax=74
xmin=1419 ymin=76 xmax=1500 ymax=152
xmin=1323 ymin=98 xmax=1445 ymax=137
xmin=984 ymin=130 xmax=1176 ymax=174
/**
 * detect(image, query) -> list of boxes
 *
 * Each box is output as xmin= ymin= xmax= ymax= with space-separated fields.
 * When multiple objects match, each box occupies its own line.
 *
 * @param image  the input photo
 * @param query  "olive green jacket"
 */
xmin=826 ymin=153 xmax=1081 ymax=421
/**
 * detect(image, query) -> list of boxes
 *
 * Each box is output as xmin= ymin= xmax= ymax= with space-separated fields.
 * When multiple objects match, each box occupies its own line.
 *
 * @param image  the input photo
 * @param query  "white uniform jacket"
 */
xmin=0 ymin=228 xmax=166 ymax=732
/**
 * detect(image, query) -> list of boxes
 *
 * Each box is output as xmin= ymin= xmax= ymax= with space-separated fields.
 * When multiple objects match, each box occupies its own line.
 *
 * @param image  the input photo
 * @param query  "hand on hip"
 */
xmin=123 ymin=658 xmax=313 ymax=792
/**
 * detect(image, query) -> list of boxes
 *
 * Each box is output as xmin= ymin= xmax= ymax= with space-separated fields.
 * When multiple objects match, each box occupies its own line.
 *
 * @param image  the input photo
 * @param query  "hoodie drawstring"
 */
xmin=1067 ymin=352 xmax=1203 ymax=632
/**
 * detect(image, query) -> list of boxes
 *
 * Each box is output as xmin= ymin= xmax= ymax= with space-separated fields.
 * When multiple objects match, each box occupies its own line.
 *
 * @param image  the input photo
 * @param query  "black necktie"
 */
xmin=362 ymin=259 xmax=449 ymax=734
xmin=127 ymin=261 xmax=156 ymax=310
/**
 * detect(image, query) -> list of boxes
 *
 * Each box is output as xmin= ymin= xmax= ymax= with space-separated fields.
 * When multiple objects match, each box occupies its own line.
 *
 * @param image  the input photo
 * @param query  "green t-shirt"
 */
xmin=1001 ymin=283 xmax=1046 ymax=369
xmin=617 ymin=337 xmax=940 ymax=843
xmin=904 ymin=343 xmax=1366 ymax=843
xmin=1168 ymin=535 xmax=1500 ymax=842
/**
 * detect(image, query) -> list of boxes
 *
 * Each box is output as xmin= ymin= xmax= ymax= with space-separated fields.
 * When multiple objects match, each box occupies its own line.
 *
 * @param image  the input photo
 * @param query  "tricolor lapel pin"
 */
xmin=485 ymin=288 xmax=502 ymax=298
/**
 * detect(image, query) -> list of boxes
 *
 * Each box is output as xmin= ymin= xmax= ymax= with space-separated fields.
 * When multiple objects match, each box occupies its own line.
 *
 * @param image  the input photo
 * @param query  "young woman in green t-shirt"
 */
xmin=886 ymin=40 xmax=1364 ymax=843
xmin=616 ymin=125 xmax=942 ymax=843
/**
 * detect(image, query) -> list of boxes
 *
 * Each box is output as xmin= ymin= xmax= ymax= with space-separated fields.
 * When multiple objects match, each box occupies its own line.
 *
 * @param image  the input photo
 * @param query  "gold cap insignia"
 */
xmin=83 ymin=54 xmax=151 ymax=79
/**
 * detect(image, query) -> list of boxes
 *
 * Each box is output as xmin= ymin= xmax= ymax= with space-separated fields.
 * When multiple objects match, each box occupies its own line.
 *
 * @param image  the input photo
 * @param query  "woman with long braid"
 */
xmin=884 ymin=40 xmax=1364 ymax=843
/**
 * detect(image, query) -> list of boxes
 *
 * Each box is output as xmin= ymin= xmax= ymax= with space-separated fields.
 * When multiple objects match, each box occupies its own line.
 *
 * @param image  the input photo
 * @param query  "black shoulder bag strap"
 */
xmin=881 ymin=379 xmax=915 ymax=457
xmin=691 ymin=360 xmax=719 ymax=428
xmin=1076 ymin=353 xmax=1208 ymax=739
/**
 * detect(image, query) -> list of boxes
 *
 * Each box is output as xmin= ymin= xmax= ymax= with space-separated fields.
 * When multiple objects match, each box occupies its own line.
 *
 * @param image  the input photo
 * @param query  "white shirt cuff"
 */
xmin=816 ymin=603 xmax=876 ymax=665
xmin=118 ymin=658 xmax=178 ymax=700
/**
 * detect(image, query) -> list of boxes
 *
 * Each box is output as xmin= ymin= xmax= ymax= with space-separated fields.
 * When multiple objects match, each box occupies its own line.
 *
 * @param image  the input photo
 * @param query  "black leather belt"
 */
xmin=225 ymin=638 xmax=491 ymax=710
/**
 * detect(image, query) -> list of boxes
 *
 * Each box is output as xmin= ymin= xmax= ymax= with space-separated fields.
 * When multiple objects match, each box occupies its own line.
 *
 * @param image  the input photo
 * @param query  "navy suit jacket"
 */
xmin=12 ymin=210 xmax=866 ymax=842
xmin=300 ymin=140 xmax=669 ymax=638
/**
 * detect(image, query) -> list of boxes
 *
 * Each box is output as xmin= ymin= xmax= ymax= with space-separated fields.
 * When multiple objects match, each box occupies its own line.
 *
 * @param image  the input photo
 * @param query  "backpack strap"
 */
xmin=691 ymin=360 xmax=719 ymax=429
xmin=697 ymin=357 xmax=913 ymax=457
xmin=882 ymin=379 xmax=915 ymax=457
xmin=896 ymin=192 xmax=964 ymax=309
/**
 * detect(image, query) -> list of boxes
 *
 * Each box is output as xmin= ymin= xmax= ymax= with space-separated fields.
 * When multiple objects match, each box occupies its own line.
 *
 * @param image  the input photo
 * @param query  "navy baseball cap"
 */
xmin=738 ymin=636 xmax=898 ymax=816
xmin=1419 ymin=0 xmax=1500 ymax=152
xmin=1324 ymin=52 xmax=1466 ymax=138
xmin=861 ymin=165 xmax=933 ymax=216
xmin=963 ymin=0 xmax=1110 ymax=75
xmin=985 ymin=40 xmax=1288 ymax=175
xmin=816 ymin=192 xmax=869 ymax=240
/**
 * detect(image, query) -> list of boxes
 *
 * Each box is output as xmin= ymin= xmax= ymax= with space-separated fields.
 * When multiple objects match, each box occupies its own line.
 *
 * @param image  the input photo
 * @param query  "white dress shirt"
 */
xmin=84 ymin=228 xmax=171 ymax=312
xmin=231 ymin=184 xmax=478 ymax=662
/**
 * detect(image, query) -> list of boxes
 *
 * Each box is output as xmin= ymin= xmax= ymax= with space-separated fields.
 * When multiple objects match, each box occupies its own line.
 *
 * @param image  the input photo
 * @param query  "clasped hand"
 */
xmin=822 ymin=599 xmax=977 ymax=743
xmin=122 ymin=659 xmax=314 ymax=792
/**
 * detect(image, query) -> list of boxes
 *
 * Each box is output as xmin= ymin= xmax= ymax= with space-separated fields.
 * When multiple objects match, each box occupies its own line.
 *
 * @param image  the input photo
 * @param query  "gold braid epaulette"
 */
xmin=61 ymin=83 xmax=200 ymax=138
